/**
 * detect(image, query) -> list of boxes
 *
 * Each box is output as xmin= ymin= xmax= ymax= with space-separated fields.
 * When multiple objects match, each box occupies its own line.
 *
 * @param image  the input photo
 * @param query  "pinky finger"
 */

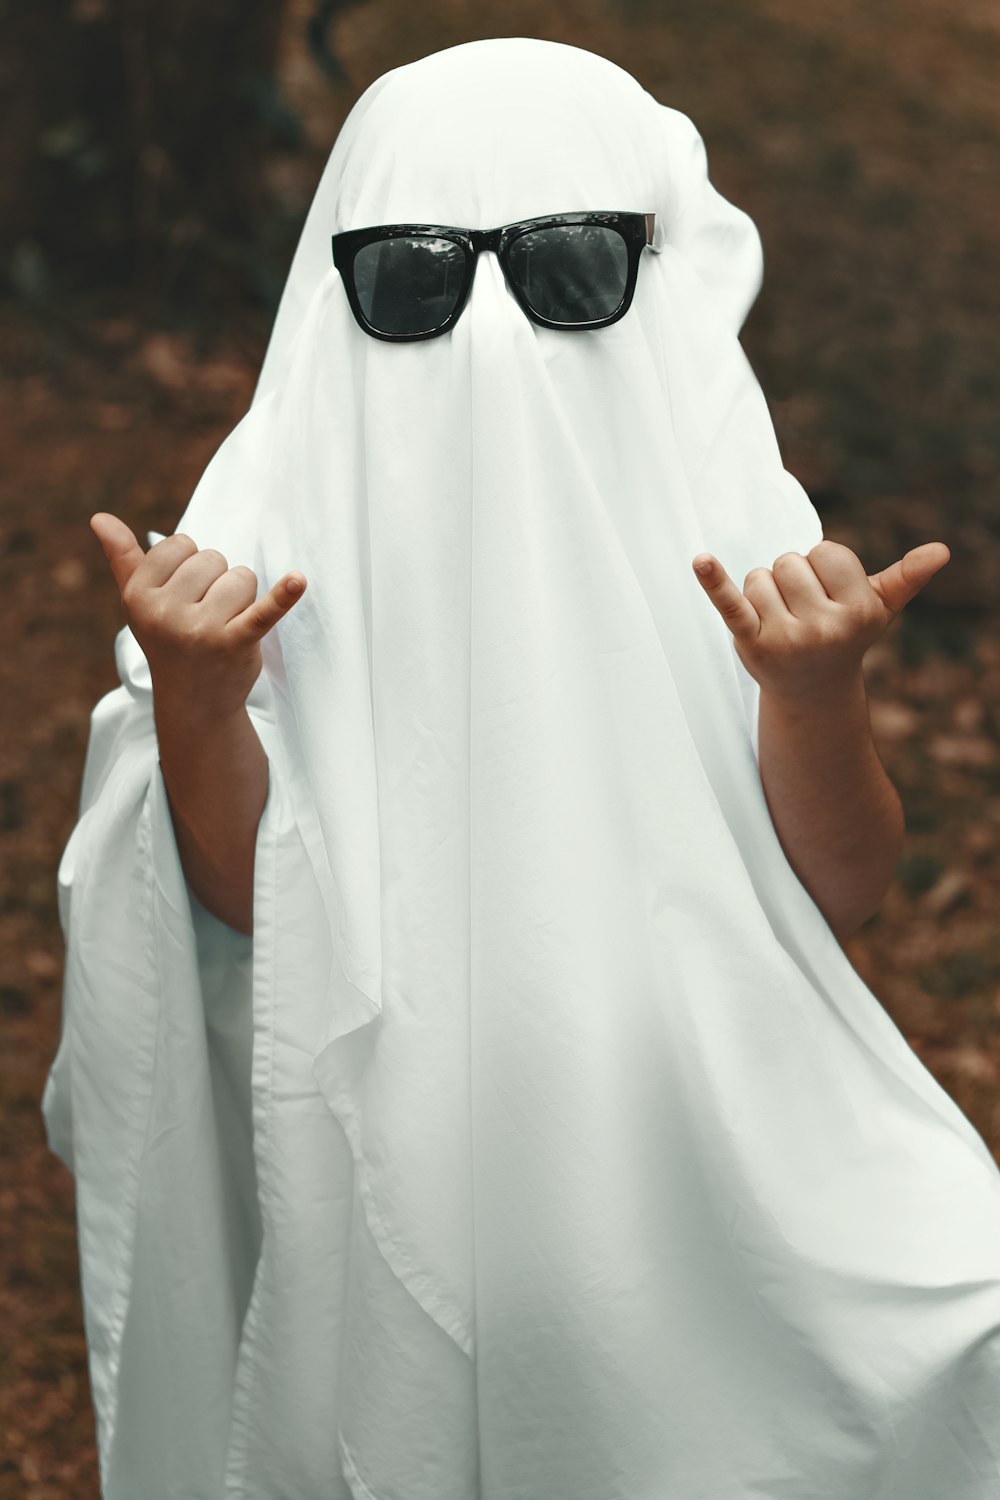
xmin=231 ymin=572 xmax=307 ymax=641
xmin=692 ymin=553 xmax=761 ymax=645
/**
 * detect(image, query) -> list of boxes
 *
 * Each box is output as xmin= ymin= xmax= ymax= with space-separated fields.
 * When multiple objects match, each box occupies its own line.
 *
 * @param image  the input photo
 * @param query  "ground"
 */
xmin=2 ymin=0 xmax=999 ymax=1490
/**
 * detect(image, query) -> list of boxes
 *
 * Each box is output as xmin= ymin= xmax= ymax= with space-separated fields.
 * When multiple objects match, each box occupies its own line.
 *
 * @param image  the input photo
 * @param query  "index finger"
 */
xmin=229 ymin=572 xmax=308 ymax=642
xmin=805 ymin=539 xmax=874 ymax=605
xmin=692 ymin=553 xmax=761 ymax=645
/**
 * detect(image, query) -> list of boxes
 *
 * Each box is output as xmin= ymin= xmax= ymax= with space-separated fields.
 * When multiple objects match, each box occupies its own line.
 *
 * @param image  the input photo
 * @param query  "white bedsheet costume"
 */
xmin=43 ymin=38 xmax=1000 ymax=1500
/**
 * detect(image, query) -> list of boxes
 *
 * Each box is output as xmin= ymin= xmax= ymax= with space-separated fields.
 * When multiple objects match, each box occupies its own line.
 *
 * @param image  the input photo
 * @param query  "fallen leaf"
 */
xmin=53 ymin=559 xmax=86 ymax=592
xmin=928 ymin=734 xmax=997 ymax=769
xmin=922 ymin=868 xmax=972 ymax=916
xmin=25 ymin=950 xmax=61 ymax=981
xmin=869 ymin=699 xmax=920 ymax=740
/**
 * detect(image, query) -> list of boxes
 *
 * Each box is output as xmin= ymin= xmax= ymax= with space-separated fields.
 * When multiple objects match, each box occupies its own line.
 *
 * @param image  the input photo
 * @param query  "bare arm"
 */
xmin=692 ymin=537 xmax=950 ymax=939
xmin=153 ymin=700 xmax=268 ymax=936
xmin=90 ymin=512 xmax=307 ymax=936
xmin=757 ymin=671 xmax=903 ymax=938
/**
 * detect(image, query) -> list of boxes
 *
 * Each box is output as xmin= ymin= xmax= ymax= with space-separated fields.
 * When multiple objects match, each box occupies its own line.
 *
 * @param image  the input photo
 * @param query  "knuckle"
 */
xmin=142 ymin=595 xmax=173 ymax=633
xmin=772 ymin=551 xmax=802 ymax=571
xmin=846 ymin=604 xmax=880 ymax=639
xmin=180 ymin=616 xmax=214 ymax=651
xmin=767 ymin=618 xmax=796 ymax=647
xmin=230 ymin=567 xmax=259 ymax=599
xmin=160 ymin=532 xmax=197 ymax=558
xmin=815 ymin=614 xmax=846 ymax=647
xmin=201 ymin=547 xmax=228 ymax=569
xmin=841 ymin=597 xmax=870 ymax=625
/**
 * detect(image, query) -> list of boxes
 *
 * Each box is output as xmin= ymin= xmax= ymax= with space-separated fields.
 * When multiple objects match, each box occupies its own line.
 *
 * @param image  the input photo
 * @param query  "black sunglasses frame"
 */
xmin=331 ymin=211 xmax=656 ymax=342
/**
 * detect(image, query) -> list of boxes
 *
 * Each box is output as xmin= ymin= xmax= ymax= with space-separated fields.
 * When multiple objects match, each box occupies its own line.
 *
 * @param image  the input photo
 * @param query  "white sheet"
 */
xmin=44 ymin=37 xmax=1000 ymax=1499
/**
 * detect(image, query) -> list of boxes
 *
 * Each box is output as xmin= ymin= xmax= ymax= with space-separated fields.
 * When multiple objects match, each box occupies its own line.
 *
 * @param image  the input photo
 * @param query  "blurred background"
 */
xmin=2 ymin=0 xmax=999 ymax=1489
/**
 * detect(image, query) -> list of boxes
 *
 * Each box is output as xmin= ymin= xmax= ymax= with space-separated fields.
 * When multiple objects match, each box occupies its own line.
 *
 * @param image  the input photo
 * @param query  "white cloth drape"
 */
xmin=44 ymin=38 xmax=1000 ymax=1499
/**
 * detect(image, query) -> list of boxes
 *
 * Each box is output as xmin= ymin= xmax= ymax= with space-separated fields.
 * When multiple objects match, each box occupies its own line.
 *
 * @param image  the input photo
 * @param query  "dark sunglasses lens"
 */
xmin=507 ymin=224 xmax=629 ymax=324
xmin=352 ymin=235 xmax=466 ymax=336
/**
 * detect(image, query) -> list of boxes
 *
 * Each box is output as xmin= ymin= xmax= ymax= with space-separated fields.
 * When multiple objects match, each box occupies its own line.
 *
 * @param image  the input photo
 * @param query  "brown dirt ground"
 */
xmin=2 ymin=0 xmax=999 ymax=1490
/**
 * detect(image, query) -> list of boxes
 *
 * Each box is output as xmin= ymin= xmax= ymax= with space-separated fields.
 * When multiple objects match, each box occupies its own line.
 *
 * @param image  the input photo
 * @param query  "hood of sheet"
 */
xmin=225 ymin=32 xmax=827 ymax=1091
xmin=47 ymin=37 xmax=1000 ymax=1499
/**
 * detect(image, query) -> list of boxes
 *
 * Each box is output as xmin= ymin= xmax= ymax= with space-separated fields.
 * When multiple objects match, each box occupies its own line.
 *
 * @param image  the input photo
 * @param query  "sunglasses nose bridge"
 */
xmin=469 ymin=227 xmax=503 ymax=255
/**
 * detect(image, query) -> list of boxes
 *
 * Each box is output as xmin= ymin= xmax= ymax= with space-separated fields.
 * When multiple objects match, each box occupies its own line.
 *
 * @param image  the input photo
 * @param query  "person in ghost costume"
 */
xmin=42 ymin=36 xmax=1000 ymax=1500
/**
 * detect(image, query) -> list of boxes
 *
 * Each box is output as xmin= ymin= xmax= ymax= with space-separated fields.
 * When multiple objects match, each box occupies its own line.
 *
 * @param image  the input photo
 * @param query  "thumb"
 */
xmin=90 ymin=512 xmax=146 ymax=593
xmin=867 ymin=541 xmax=950 ymax=619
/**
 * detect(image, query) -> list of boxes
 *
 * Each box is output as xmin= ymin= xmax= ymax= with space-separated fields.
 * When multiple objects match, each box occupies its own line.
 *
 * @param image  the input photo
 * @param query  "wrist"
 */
xmin=151 ymin=676 xmax=251 ymax=737
xmin=758 ymin=665 xmax=869 ymax=725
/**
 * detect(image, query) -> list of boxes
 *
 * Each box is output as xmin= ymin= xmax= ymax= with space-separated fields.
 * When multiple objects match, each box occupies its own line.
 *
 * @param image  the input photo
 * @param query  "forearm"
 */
xmin=153 ymin=695 xmax=268 ymax=936
xmin=756 ymin=670 xmax=904 ymax=939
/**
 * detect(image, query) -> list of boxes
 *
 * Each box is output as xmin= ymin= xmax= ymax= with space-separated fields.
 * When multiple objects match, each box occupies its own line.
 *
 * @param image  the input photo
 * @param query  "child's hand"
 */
xmin=91 ymin=512 xmax=307 ymax=721
xmin=691 ymin=538 xmax=949 ymax=703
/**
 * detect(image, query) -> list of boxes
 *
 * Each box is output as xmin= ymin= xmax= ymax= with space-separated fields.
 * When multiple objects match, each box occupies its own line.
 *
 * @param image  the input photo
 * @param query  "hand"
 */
xmin=90 ymin=512 xmax=307 ymax=721
xmin=691 ymin=538 xmax=950 ymax=703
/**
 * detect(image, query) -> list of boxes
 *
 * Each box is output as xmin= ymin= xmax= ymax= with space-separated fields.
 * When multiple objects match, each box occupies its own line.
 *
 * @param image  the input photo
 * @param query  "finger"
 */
xmin=770 ymin=551 xmax=831 ymax=616
xmin=138 ymin=532 xmax=200 ymax=587
xmin=228 ymin=572 xmax=307 ymax=642
xmin=692 ymin=554 xmax=761 ymax=644
xmin=743 ymin=565 xmax=794 ymax=623
xmin=804 ymin=539 xmax=873 ymax=606
xmin=160 ymin=547 xmax=229 ymax=603
xmin=200 ymin=565 xmax=259 ymax=623
xmin=867 ymin=542 xmax=951 ymax=618
xmin=90 ymin=512 xmax=146 ymax=593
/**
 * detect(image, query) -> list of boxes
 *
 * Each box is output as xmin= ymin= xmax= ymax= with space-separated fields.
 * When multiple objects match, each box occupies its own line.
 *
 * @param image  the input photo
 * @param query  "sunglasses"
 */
xmin=331 ymin=211 xmax=657 ymax=342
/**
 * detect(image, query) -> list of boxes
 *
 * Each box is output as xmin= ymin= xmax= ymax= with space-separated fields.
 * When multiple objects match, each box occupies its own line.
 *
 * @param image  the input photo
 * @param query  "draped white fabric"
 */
xmin=43 ymin=38 xmax=1000 ymax=1500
